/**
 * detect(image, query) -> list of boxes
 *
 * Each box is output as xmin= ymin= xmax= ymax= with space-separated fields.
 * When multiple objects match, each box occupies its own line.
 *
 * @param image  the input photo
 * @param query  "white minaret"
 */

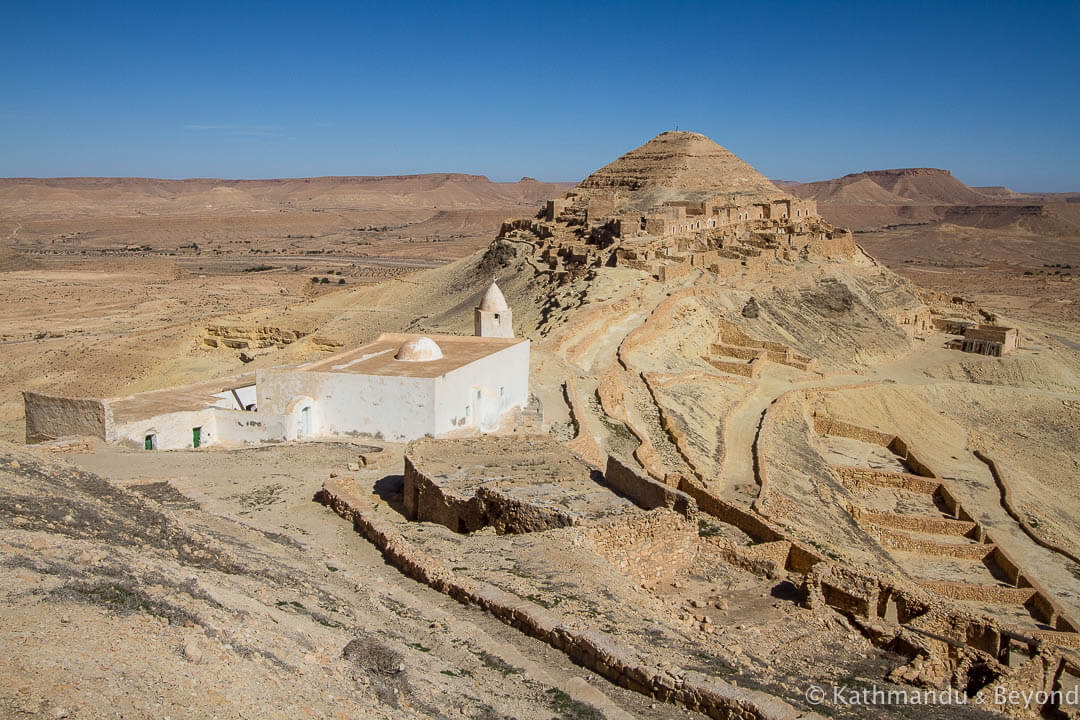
xmin=474 ymin=279 xmax=514 ymax=338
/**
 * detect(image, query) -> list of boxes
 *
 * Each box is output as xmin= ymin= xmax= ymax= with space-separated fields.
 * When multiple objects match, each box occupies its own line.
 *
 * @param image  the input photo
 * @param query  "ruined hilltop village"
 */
xmin=4 ymin=132 xmax=1079 ymax=720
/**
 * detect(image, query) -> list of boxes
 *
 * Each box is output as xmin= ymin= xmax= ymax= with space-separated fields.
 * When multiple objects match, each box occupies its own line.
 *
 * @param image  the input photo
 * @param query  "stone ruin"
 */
xmin=492 ymin=132 xmax=857 ymax=288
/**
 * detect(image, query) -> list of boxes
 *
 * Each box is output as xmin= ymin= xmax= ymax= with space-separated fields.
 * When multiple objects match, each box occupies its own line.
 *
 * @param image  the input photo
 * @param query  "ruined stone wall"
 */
xmin=498 ymin=217 xmax=554 ymax=240
xmin=202 ymin=325 xmax=304 ymax=350
xmin=850 ymin=507 xmax=976 ymax=536
xmin=658 ymin=260 xmax=693 ymax=282
xmin=581 ymin=510 xmax=698 ymax=584
xmin=23 ymin=391 xmax=109 ymax=444
xmin=706 ymin=258 xmax=743 ymax=277
xmin=709 ymin=343 xmax=763 ymax=361
xmin=807 ymin=229 xmax=856 ymax=260
xmin=916 ymin=581 xmax=1037 ymax=605
xmin=402 ymin=456 xmax=579 ymax=535
xmin=318 ymin=477 xmax=821 ymax=720
xmin=866 ymin=525 xmax=993 ymax=560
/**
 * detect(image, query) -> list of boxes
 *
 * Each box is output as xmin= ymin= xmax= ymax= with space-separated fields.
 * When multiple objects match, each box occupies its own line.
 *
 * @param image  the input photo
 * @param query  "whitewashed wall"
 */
xmin=433 ymin=341 xmax=530 ymax=434
xmin=257 ymin=368 xmax=436 ymax=441
xmin=110 ymin=407 xmax=283 ymax=450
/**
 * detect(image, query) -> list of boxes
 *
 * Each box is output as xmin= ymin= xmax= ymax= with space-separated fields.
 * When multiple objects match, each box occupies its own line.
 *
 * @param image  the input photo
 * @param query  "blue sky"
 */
xmin=1 ymin=0 xmax=1078 ymax=190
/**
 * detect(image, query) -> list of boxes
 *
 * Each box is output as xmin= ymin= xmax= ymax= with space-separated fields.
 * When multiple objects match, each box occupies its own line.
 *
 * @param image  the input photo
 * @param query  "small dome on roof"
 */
xmin=395 ymin=336 xmax=443 ymax=362
xmin=478 ymin=281 xmax=509 ymax=312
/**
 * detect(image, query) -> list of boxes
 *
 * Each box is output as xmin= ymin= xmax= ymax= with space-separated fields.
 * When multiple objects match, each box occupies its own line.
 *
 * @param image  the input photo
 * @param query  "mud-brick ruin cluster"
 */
xmin=495 ymin=188 xmax=856 ymax=288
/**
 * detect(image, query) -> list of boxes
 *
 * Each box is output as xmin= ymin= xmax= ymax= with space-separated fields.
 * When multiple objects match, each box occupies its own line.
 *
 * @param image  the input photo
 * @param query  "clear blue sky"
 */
xmin=2 ymin=0 xmax=1078 ymax=191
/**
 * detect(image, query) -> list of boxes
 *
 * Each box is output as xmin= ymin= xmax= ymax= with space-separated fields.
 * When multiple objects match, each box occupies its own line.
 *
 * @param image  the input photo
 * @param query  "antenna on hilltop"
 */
xmin=674 ymin=122 xmax=679 ymax=132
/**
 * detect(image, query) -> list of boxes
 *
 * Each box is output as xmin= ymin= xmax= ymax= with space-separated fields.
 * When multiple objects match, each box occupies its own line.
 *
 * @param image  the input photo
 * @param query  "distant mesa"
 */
xmin=787 ymin=167 xmax=991 ymax=206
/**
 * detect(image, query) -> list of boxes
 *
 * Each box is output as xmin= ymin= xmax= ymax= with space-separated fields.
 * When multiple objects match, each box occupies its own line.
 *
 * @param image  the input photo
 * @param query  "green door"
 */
xmin=144 ymin=434 xmax=153 ymax=450
xmin=192 ymin=427 xmax=201 ymax=448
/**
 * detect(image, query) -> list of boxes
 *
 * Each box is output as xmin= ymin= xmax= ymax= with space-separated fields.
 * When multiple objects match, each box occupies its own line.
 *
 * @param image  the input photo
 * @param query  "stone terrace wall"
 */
xmin=317 ymin=476 xmax=823 ymax=720
xmin=813 ymin=412 xmax=1080 ymax=637
xmin=832 ymin=466 xmax=941 ymax=495
xmin=704 ymin=356 xmax=761 ymax=378
xmin=23 ymin=391 xmax=109 ymax=444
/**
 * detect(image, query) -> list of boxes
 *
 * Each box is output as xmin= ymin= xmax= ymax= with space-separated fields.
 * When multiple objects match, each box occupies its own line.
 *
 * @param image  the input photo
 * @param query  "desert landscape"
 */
xmin=2 ymin=126 xmax=1079 ymax=720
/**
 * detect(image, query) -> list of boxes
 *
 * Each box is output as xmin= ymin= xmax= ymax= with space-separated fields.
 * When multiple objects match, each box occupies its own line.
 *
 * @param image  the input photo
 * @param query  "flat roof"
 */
xmin=298 ymin=333 xmax=527 ymax=379
xmin=108 ymin=371 xmax=255 ymax=424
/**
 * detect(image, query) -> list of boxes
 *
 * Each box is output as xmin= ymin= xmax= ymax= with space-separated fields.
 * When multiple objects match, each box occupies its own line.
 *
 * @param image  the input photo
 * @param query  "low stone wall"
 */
xmin=832 ymin=466 xmax=941 ymax=495
xmin=709 ymin=343 xmax=763 ymax=361
xmin=317 ymin=477 xmax=821 ymax=720
xmin=677 ymin=478 xmax=785 ymax=545
xmin=811 ymin=415 xmax=894 ymax=447
xmin=23 ymin=391 xmax=109 ymax=444
xmin=916 ymin=580 xmax=1036 ymax=605
xmin=866 ymin=524 xmax=993 ymax=560
xmin=603 ymin=455 xmax=697 ymax=519
xmin=704 ymin=356 xmax=761 ymax=378
xmin=582 ymin=510 xmax=699 ymax=584
xmin=850 ymin=507 xmax=976 ymax=537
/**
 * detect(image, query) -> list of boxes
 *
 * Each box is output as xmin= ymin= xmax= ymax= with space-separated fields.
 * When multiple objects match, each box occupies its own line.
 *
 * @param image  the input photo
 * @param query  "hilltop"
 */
xmin=576 ymin=131 xmax=782 ymax=210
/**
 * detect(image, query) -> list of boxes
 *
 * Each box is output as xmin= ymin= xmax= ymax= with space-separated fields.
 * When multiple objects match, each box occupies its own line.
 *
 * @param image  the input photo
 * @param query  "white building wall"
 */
xmin=433 ymin=341 xmax=530 ymax=434
xmin=111 ymin=409 xmax=218 ymax=450
xmin=111 ymin=407 xmax=284 ymax=450
xmin=257 ymin=368 xmax=436 ymax=441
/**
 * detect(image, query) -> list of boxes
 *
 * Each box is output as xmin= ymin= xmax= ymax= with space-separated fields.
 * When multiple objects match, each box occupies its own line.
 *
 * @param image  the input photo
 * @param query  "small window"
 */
xmin=494 ymin=312 xmax=501 ymax=321
xmin=144 ymin=434 xmax=156 ymax=450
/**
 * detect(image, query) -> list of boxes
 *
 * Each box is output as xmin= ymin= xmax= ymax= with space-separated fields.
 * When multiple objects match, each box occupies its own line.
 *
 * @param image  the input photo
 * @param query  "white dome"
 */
xmin=478 ymin=281 xmax=509 ymax=312
xmin=394 ymin=336 xmax=443 ymax=362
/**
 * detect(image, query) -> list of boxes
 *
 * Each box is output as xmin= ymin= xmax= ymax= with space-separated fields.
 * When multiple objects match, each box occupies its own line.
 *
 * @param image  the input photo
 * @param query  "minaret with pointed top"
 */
xmin=474 ymin=279 xmax=514 ymax=338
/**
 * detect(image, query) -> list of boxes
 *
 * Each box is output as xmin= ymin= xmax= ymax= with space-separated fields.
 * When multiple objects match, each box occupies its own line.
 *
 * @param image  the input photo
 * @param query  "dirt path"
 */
xmin=716 ymin=371 xmax=870 ymax=500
